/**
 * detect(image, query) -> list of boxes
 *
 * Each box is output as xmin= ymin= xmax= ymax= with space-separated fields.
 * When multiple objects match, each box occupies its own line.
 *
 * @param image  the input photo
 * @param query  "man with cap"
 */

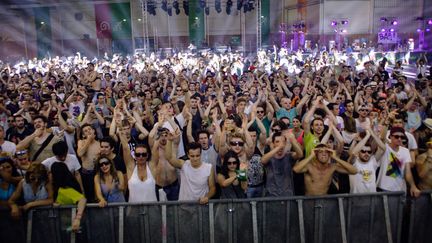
xmin=377 ymin=127 xmax=420 ymax=197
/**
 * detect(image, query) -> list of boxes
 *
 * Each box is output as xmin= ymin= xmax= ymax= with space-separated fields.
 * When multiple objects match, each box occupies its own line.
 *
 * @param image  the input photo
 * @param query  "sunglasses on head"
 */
xmin=135 ymin=152 xmax=148 ymax=158
xmin=360 ymin=150 xmax=372 ymax=154
xmin=230 ymin=141 xmax=244 ymax=147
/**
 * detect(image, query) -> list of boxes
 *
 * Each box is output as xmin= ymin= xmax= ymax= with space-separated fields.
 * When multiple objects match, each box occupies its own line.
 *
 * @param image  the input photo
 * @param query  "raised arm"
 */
xmin=293 ymin=152 xmax=314 ymax=173
xmin=164 ymin=137 xmax=185 ymax=169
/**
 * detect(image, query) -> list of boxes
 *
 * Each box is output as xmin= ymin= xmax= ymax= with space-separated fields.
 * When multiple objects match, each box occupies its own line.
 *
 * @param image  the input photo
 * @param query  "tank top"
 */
xmin=128 ymin=164 xmax=157 ymax=202
xmin=179 ymin=161 xmax=212 ymax=201
xmin=0 ymin=182 xmax=15 ymax=200
xmin=22 ymin=181 xmax=49 ymax=203
xmin=100 ymin=178 xmax=126 ymax=203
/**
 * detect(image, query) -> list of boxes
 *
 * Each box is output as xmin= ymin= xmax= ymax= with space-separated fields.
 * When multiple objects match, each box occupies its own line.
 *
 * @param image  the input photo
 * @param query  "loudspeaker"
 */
xmin=74 ymin=12 xmax=83 ymax=21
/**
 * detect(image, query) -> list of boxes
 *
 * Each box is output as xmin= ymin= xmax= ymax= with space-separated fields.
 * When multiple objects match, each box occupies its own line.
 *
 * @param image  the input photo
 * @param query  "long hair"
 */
xmin=220 ymin=150 xmax=240 ymax=178
xmin=25 ymin=163 xmax=48 ymax=185
xmin=96 ymin=155 xmax=119 ymax=183
xmin=51 ymin=162 xmax=82 ymax=198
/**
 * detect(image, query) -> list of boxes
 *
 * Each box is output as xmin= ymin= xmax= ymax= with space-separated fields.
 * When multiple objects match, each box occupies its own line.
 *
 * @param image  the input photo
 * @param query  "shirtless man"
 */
xmin=293 ymin=143 xmax=357 ymax=196
xmin=415 ymin=138 xmax=432 ymax=190
xmin=77 ymin=124 xmax=101 ymax=201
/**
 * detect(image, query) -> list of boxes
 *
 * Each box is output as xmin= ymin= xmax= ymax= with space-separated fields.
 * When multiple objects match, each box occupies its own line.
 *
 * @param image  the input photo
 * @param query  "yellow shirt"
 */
xmin=56 ymin=188 xmax=84 ymax=205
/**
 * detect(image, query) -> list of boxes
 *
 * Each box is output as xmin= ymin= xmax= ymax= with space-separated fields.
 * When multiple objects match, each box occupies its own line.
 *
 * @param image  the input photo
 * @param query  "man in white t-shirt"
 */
xmin=41 ymin=141 xmax=84 ymax=192
xmin=385 ymin=115 xmax=418 ymax=162
xmin=348 ymin=127 xmax=386 ymax=193
xmin=165 ymin=139 xmax=215 ymax=204
xmin=377 ymin=127 xmax=420 ymax=197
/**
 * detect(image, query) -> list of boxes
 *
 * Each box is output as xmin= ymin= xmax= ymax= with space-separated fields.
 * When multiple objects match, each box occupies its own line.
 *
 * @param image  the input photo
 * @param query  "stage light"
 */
xmin=147 ymin=1 xmax=157 ymax=16
xmin=417 ymin=28 xmax=422 ymax=32
xmin=226 ymin=0 xmax=233 ymax=15
xmin=341 ymin=29 xmax=347 ymax=33
xmin=40 ymin=21 xmax=45 ymax=25
xmin=341 ymin=20 xmax=348 ymax=25
xmin=390 ymin=28 xmax=395 ymax=32
xmin=199 ymin=0 xmax=206 ymax=9
xmin=426 ymin=28 xmax=431 ymax=32
xmin=161 ymin=0 xmax=168 ymax=12
xmin=138 ymin=18 xmax=142 ymax=21
xmin=331 ymin=21 xmax=337 ymax=26
xmin=183 ymin=1 xmax=189 ymax=16
xmin=122 ymin=19 xmax=127 ymax=22
xmin=391 ymin=20 xmax=398 ymax=25
xmin=173 ymin=1 xmax=180 ymax=15
xmin=428 ymin=19 xmax=432 ymax=25
xmin=381 ymin=28 xmax=385 ymax=32
xmin=380 ymin=17 xmax=388 ymax=22
xmin=215 ymin=0 xmax=222 ymax=13
xmin=237 ymin=0 xmax=243 ymax=11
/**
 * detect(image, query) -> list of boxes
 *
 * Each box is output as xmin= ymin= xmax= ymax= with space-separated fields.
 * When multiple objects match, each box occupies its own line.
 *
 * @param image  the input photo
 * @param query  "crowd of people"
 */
xmin=0 ymin=47 xmax=431 ymax=232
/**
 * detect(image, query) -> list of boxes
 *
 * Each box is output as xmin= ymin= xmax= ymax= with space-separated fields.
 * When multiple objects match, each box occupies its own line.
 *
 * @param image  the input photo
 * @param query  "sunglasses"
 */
xmin=29 ymin=176 xmax=41 ymax=181
xmin=272 ymin=129 xmax=280 ymax=132
xmin=392 ymin=135 xmax=404 ymax=139
xmin=256 ymin=110 xmax=265 ymax=114
xmin=135 ymin=152 xmax=148 ymax=157
xmin=360 ymin=150 xmax=372 ymax=154
xmin=16 ymin=150 xmax=28 ymax=156
xmin=230 ymin=141 xmax=244 ymax=147
xmin=99 ymin=162 xmax=110 ymax=167
xmin=359 ymin=109 xmax=369 ymax=112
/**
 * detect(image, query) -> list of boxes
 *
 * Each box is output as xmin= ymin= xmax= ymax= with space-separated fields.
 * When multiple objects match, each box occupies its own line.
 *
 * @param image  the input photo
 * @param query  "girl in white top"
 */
xmin=119 ymin=131 xmax=158 ymax=202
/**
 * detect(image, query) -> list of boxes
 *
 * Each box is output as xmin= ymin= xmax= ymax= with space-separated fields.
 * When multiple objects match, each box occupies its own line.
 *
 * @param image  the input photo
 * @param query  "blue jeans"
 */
xmin=156 ymin=180 xmax=180 ymax=201
xmin=246 ymin=185 xmax=264 ymax=198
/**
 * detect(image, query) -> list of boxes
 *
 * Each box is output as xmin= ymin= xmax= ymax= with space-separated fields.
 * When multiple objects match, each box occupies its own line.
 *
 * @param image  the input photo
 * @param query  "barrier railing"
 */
xmin=408 ymin=190 xmax=432 ymax=243
xmin=4 ymin=191 xmax=431 ymax=243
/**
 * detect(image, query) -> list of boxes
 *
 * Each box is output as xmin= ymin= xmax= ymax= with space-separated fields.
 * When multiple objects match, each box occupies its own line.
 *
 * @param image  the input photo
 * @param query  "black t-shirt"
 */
xmin=6 ymin=126 xmax=34 ymax=144
xmin=113 ymin=154 xmax=126 ymax=174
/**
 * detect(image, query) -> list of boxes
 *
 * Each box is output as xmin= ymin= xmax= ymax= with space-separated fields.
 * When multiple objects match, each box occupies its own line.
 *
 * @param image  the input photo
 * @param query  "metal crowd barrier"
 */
xmin=408 ymin=190 xmax=432 ymax=243
xmin=4 ymin=191 xmax=431 ymax=243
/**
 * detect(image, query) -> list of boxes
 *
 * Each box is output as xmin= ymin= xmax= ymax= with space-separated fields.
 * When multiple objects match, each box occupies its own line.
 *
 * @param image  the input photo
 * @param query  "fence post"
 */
xmin=297 ymin=199 xmax=306 ymax=243
xmin=119 ymin=206 xmax=124 ymax=243
xmin=26 ymin=210 xmax=33 ymax=243
xmin=209 ymin=203 xmax=215 ymax=243
xmin=383 ymin=195 xmax=394 ymax=243
xmin=251 ymin=201 xmax=259 ymax=243
xmin=338 ymin=198 xmax=347 ymax=243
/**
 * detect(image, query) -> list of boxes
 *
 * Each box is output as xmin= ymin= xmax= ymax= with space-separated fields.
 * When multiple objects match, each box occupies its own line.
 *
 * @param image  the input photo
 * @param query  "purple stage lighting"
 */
xmin=331 ymin=21 xmax=337 ymax=26
xmin=417 ymin=28 xmax=422 ymax=32
xmin=428 ymin=19 xmax=432 ymax=25
xmin=341 ymin=20 xmax=348 ymax=25
xmin=426 ymin=28 xmax=431 ymax=32
xmin=390 ymin=28 xmax=395 ymax=32
xmin=391 ymin=20 xmax=398 ymax=25
xmin=380 ymin=17 xmax=388 ymax=22
xmin=381 ymin=28 xmax=386 ymax=32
